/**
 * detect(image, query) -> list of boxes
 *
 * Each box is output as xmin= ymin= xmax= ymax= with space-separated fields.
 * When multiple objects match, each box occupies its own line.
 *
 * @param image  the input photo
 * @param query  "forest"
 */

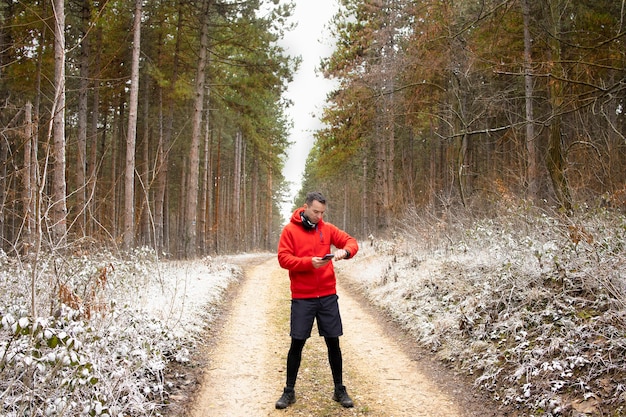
xmin=302 ymin=0 xmax=626 ymax=236
xmin=2 ymin=1 xmax=626 ymax=416
xmin=1 ymin=0 xmax=626 ymax=256
xmin=1 ymin=0 xmax=296 ymax=258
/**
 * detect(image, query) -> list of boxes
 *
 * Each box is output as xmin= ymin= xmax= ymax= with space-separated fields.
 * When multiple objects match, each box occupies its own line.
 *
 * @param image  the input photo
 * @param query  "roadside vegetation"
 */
xmin=344 ymin=205 xmax=626 ymax=417
xmin=0 ymin=248 xmax=240 ymax=416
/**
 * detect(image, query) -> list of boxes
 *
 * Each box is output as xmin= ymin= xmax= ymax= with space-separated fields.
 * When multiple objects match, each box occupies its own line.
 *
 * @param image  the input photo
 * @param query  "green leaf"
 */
xmin=47 ymin=335 xmax=60 ymax=349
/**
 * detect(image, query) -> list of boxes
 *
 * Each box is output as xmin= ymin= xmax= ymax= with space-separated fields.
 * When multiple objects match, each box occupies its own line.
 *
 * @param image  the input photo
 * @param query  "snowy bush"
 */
xmin=346 ymin=207 xmax=626 ymax=417
xmin=0 ymin=247 xmax=240 ymax=416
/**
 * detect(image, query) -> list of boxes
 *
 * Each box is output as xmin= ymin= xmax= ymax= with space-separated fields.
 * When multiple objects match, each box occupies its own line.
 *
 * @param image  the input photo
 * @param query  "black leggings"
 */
xmin=286 ymin=336 xmax=343 ymax=388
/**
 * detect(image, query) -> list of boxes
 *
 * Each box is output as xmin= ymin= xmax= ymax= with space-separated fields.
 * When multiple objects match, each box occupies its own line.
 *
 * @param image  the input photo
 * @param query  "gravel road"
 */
xmin=188 ymin=256 xmax=501 ymax=417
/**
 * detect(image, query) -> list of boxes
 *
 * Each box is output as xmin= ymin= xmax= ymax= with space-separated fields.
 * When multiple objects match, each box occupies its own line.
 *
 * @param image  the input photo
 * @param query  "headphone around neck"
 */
xmin=300 ymin=211 xmax=317 ymax=230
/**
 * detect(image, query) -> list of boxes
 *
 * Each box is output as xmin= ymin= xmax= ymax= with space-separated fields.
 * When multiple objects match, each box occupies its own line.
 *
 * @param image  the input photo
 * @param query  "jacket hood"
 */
xmin=290 ymin=207 xmax=304 ymax=225
xmin=290 ymin=206 xmax=325 ymax=228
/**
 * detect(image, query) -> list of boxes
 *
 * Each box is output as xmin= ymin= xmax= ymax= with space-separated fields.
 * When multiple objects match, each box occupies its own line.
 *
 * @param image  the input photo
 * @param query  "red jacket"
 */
xmin=278 ymin=207 xmax=359 ymax=299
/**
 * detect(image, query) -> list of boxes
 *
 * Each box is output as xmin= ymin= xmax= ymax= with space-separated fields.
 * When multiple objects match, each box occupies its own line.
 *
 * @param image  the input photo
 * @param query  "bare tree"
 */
xmin=184 ymin=0 xmax=210 ymax=258
xmin=87 ymin=27 xmax=102 ymax=236
xmin=22 ymin=102 xmax=35 ymax=248
xmin=123 ymin=0 xmax=142 ymax=250
xmin=546 ymin=0 xmax=572 ymax=212
xmin=522 ymin=0 xmax=538 ymax=201
xmin=233 ymin=128 xmax=243 ymax=246
xmin=155 ymin=1 xmax=185 ymax=254
xmin=200 ymin=97 xmax=211 ymax=253
xmin=76 ymin=0 xmax=91 ymax=236
xmin=51 ymin=0 xmax=67 ymax=246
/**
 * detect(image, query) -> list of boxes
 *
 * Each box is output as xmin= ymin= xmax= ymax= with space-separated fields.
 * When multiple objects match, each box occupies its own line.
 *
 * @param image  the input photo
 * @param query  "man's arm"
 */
xmin=330 ymin=225 xmax=358 ymax=260
xmin=277 ymin=226 xmax=315 ymax=271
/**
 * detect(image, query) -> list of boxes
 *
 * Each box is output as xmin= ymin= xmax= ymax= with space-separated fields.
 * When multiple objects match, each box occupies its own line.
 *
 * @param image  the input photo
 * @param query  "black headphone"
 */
xmin=300 ymin=211 xmax=317 ymax=230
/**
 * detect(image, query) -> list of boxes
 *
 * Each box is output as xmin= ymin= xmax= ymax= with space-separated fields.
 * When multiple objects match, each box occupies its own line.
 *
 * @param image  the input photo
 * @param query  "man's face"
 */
xmin=303 ymin=200 xmax=326 ymax=225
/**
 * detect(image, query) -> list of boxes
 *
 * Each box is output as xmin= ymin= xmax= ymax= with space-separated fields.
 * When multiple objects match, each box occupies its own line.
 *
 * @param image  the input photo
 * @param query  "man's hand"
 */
xmin=312 ymin=256 xmax=332 ymax=269
xmin=312 ymin=249 xmax=349 ymax=268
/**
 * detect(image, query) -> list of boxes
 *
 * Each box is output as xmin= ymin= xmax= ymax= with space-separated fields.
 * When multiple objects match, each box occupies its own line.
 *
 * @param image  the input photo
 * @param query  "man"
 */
xmin=275 ymin=191 xmax=359 ymax=409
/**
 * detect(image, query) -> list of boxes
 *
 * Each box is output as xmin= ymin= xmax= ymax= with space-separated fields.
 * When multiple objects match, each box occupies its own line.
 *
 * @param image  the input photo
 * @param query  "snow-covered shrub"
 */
xmin=0 ymin=247 xmax=240 ymax=416
xmin=0 ymin=305 xmax=103 ymax=415
xmin=348 ymin=207 xmax=626 ymax=417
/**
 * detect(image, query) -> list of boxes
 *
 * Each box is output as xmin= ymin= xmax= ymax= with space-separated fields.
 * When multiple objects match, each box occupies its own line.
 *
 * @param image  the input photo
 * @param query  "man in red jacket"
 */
xmin=275 ymin=191 xmax=359 ymax=409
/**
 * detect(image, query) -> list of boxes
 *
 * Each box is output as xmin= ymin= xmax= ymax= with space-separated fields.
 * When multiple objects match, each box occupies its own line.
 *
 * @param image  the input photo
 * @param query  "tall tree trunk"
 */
xmin=51 ymin=0 xmax=67 ymax=246
xmin=155 ymin=89 xmax=167 ymax=252
xmin=184 ymin=0 xmax=210 ymax=258
xmin=342 ymin=183 xmax=348 ymax=230
xmin=26 ymin=100 xmax=40 ymax=318
xmin=156 ymin=1 xmax=183 ymax=254
xmin=450 ymin=29 xmax=470 ymax=208
xmin=212 ymin=131 xmax=222 ymax=253
xmin=385 ymin=85 xmax=395 ymax=216
xmin=373 ymin=0 xmax=398 ymax=231
xmin=140 ymin=76 xmax=151 ymax=246
xmin=200 ymin=99 xmax=211 ymax=254
xmin=32 ymin=3 xmax=44 ymax=251
xmin=250 ymin=147 xmax=258 ymax=248
xmin=112 ymin=96 xmax=124 ymax=238
xmin=98 ymin=99 xmax=109 ymax=231
xmin=546 ymin=1 xmax=572 ymax=212
xmin=458 ymin=133 xmax=469 ymax=207
xmin=22 ymin=102 xmax=37 ymax=253
xmin=76 ymin=0 xmax=91 ymax=236
xmin=375 ymin=123 xmax=388 ymax=230
xmin=241 ymin=142 xmax=247 ymax=251
xmin=233 ymin=128 xmax=243 ymax=248
xmin=123 ymin=0 xmax=142 ymax=250
xmin=362 ymin=156 xmax=368 ymax=237
xmin=264 ymin=155 xmax=272 ymax=249
xmin=522 ymin=0 xmax=538 ymax=201
xmin=0 ymin=1 xmax=10 ymax=81
xmin=87 ymin=27 xmax=101 ymax=236
xmin=0 ymin=126 xmax=7 ymax=249
xmin=428 ymin=115 xmax=436 ymax=211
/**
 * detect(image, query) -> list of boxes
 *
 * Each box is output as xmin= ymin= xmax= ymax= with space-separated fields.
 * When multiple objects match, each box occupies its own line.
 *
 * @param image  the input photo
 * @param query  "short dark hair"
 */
xmin=305 ymin=191 xmax=326 ymax=205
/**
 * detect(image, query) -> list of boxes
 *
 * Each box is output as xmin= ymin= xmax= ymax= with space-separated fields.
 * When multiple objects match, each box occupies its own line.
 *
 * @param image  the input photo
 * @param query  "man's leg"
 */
xmin=324 ymin=336 xmax=343 ymax=386
xmin=276 ymin=338 xmax=306 ymax=409
xmin=325 ymin=336 xmax=354 ymax=408
xmin=286 ymin=337 xmax=307 ymax=388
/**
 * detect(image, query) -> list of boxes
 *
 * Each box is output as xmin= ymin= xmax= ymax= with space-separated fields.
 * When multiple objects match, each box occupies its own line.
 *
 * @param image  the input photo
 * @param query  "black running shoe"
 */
xmin=333 ymin=385 xmax=354 ymax=408
xmin=275 ymin=387 xmax=296 ymax=409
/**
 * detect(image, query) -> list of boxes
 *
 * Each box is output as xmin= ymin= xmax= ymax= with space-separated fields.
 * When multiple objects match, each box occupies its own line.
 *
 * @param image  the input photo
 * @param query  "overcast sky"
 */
xmin=278 ymin=0 xmax=339 ymax=221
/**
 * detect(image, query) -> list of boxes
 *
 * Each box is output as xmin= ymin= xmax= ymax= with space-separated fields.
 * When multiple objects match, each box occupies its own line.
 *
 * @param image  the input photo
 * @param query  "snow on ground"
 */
xmin=0 ymin=249 xmax=255 ymax=417
xmin=133 ymin=253 xmax=273 ymax=337
xmin=132 ymin=257 xmax=240 ymax=337
xmin=338 ymin=210 xmax=626 ymax=417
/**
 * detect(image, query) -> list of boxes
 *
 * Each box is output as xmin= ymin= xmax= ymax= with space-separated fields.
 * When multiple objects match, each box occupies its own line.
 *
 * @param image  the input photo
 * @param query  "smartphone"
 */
xmin=322 ymin=254 xmax=335 ymax=260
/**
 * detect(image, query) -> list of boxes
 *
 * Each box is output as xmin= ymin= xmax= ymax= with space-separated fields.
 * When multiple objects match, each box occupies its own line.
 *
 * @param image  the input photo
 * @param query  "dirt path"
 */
xmin=189 ymin=256 xmax=497 ymax=417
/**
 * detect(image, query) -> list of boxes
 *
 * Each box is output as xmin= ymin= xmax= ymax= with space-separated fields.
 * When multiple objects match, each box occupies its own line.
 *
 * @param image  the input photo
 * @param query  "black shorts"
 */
xmin=290 ymin=294 xmax=343 ymax=340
